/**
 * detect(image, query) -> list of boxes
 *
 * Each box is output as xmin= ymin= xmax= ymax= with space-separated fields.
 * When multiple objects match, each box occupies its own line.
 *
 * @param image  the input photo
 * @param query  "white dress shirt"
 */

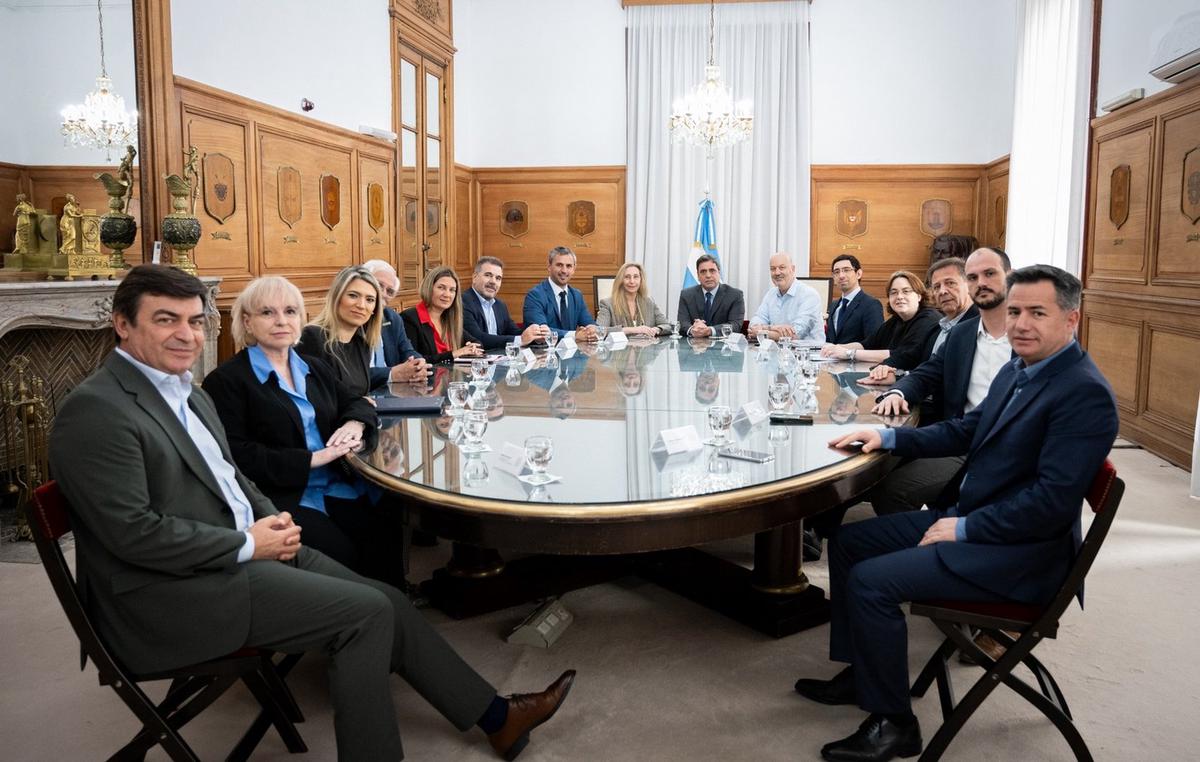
xmin=751 ymin=279 xmax=825 ymax=343
xmin=965 ymin=324 xmax=1012 ymax=411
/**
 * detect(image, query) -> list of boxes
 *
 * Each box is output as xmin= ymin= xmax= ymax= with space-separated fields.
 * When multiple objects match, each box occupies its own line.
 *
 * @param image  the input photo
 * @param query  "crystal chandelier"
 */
xmin=668 ymin=0 xmax=753 ymax=157
xmin=60 ymin=0 xmax=137 ymax=161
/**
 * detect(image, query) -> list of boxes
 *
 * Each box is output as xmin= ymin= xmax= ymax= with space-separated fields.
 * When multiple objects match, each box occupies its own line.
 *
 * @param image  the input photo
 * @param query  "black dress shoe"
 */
xmin=803 ymin=527 xmax=823 ymax=562
xmin=821 ymin=713 xmax=922 ymax=762
xmin=794 ymin=666 xmax=857 ymax=706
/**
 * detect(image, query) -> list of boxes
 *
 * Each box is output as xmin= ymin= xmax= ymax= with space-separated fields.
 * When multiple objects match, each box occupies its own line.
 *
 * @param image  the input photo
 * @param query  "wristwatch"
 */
xmin=893 ymin=369 xmax=908 ymax=378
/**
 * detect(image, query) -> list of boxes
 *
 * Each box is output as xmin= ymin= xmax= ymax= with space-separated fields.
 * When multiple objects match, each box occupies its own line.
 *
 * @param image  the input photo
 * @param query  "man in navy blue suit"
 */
xmin=797 ymin=265 xmax=1118 ymax=762
xmin=826 ymin=254 xmax=884 ymax=345
xmin=860 ymin=247 xmax=1013 ymax=516
xmin=361 ymin=259 xmax=430 ymax=387
xmin=523 ymin=246 xmax=598 ymax=342
xmin=463 ymin=256 xmax=549 ymax=349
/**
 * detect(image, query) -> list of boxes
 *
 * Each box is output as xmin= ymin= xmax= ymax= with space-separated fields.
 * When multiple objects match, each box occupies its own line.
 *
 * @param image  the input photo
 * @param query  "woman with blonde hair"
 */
xmin=297 ymin=265 xmax=385 ymax=397
xmin=596 ymin=262 xmax=671 ymax=337
xmin=400 ymin=266 xmax=484 ymax=364
xmin=203 ymin=275 xmax=383 ymax=576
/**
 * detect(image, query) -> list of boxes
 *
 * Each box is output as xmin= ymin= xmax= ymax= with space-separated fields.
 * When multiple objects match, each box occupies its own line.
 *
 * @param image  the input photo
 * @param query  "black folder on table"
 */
xmin=373 ymin=395 xmax=445 ymax=416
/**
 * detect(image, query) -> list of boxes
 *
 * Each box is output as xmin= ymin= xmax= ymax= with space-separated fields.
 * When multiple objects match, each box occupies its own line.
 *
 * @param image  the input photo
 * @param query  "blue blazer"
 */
xmin=462 ymin=288 xmax=523 ymax=350
xmin=825 ymin=290 xmax=884 ymax=345
xmin=891 ymin=342 xmax=1117 ymax=605
xmin=523 ymin=280 xmax=595 ymax=338
xmin=893 ymin=315 xmax=999 ymax=423
xmin=368 ymin=307 xmax=422 ymax=389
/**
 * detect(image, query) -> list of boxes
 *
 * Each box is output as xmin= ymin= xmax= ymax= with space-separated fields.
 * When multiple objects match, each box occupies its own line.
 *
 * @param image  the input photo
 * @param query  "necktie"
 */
xmin=703 ymin=291 xmax=714 ymax=324
xmin=834 ymin=297 xmax=848 ymax=332
xmin=558 ymin=290 xmax=568 ymax=326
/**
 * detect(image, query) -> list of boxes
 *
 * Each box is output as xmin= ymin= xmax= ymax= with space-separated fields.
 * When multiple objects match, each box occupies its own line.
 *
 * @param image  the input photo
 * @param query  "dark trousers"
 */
xmin=245 ymin=547 xmax=496 ymax=761
xmin=828 ymin=511 xmax=1008 ymax=715
xmin=294 ymin=496 xmax=406 ymax=588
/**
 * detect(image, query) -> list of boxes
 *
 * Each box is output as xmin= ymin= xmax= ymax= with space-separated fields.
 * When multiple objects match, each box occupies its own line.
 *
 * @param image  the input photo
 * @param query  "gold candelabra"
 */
xmin=2 ymin=356 xmax=53 ymax=542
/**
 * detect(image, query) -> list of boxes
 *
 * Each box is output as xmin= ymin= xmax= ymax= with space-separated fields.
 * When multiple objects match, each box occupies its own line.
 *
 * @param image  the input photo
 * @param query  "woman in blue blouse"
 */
xmin=202 ymin=276 xmax=382 ymax=575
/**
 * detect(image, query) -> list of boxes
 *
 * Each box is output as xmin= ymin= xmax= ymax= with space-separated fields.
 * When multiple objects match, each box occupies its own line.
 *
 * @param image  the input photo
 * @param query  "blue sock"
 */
xmin=477 ymin=694 xmax=508 ymax=734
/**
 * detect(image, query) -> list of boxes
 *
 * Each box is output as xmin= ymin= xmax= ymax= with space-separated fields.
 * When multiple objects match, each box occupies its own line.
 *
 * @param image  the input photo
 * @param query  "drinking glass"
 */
xmin=706 ymin=405 xmax=733 ymax=446
xmin=470 ymin=358 xmax=491 ymax=384
xmin=504 ymin=342 xmax=520 ymax=363
xmin=524 ymin=435 xmax=554 ymax=485
xmin=504 ymin=367 xmax=523 ymax=387
xmin=768 ymin=425 xmax=791 ymax=447
xmin=460 ymin=410 xmax=488 ymax=453
xmin=446 ymin=381 xmax=469 ymax=415
xmin=463 ymin=455 xmax=490 ymax=487
xmin=777 ymin=348 xmax=796 ymax=374
xmin=670 ymin=321 xmax=681 ymax=338
xmin=596 ymin=326 xmax=609 ymax=342
xmin=800 ymin=356 xmax=820 ymax=387
xmin=544 ymin=331 xmax=559 ymax=351
xmin=720 ymin=324 xmax=733 ymax=340
xmin=756 ymin=330 xmax=768 ymax=346
xmin=768 ymin=381 xmax=792 ymax=412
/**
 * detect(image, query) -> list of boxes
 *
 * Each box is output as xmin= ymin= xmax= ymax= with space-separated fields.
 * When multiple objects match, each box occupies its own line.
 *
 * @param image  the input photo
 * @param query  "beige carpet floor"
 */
xmin=0 ymin=443 xmax=1195 ymax=761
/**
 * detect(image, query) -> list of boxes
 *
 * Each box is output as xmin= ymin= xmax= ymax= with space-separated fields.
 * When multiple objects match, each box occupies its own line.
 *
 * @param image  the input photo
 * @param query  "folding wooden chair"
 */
xmin=26 ymin=480 xmax=307 ymax=762
xmin=909 ymin=459 xmax=1124 ymax=761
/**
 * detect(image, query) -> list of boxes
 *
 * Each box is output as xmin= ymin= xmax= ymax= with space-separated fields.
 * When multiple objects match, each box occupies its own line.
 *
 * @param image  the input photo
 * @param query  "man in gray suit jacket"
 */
xmin=677 ymin=254 xmax=746 ymax=336
xmin=48 ymin=265 xmax=574 ymax=761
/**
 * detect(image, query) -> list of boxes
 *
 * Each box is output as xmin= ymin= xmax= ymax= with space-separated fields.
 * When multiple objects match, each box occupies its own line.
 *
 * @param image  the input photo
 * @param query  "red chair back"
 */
xmin=1085 ymin=458 xmax=1118 ymax=514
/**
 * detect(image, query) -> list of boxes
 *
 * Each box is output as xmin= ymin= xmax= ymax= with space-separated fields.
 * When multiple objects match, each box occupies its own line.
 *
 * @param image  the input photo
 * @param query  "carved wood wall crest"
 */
xmin=1183 ymin=147 xmax=1200 ymax=225
xmin=414 ymin=0 xmax=441 ymax=23
xmin=1109 ymin=164 xmax=1131 ymax=230
xmin=993 ymin=194 xmax=1007 ymax=240
xmin=277 ymin=166 xmax=302 ymax=228
xmin=202 ymin=152 xmax=235 ymax=224
xmin=567 ymin=200 xmax=595 ymax=237
xmin=320 ymin=174 xmax=341 ymax=230
xmin=835 ymin=199 xmax=869 ymax=239
xmin=920 ymin=199 xmax=953 ymax=238
xmin=367 ymin=183 xmax=385 ymax=233
xmin=500 ymin=201 xmax=529 ymax=238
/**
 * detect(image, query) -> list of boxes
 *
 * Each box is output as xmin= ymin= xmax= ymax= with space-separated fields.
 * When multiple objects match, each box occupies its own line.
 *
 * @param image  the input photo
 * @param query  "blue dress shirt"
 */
xmin=751 ymin=279 xmax=825 ymax=342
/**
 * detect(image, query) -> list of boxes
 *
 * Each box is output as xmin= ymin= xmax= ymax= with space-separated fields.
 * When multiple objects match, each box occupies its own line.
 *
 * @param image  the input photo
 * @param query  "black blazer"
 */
xmin=826 ymin=290 xmax=885 ymax=345
xmin=677 ymin=283 xmax=746 ymax=333
xmin=297 ymin=325 xmax=373 ymax=398
xmin=201 ymin=349 xmax=379 ymax=515
xmin=867 ymin=307 xmax=941 ymax=370
xmin=462 ymin=288 xmax=522 ymax=349
xmin=399 ymin=306 xmax=480 ymax=364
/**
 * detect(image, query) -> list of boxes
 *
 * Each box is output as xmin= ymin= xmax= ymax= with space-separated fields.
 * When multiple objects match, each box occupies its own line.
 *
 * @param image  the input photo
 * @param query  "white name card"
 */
xmin=520 ymin=348 xmax=537 ymax=366
xmin=605 ymin=331 xmax=629 ymax=347
xmin=651 ymin=425 xmax=703 ymax=455
xmin=726 ymin=332 xmax=748 ymax=349
xmin=757 ymin=337 xmax=776 ymax=350
xmin=734 ymin=400 xmax=769 ymax=427
xmin=495 ymin=442 xmax=527 ymax=476
xmin=559 ymin=333 xmax=578 ymax=349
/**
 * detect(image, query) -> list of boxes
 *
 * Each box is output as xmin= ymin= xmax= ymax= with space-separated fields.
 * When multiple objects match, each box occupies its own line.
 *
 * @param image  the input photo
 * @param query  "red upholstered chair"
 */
xmin=26 ymin=480 xmax=307 ymax=762
xmin=908 ymin=459 xmax=1124 ymax=761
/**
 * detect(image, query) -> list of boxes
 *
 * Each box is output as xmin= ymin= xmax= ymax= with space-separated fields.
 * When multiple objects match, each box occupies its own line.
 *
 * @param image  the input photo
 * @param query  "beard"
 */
xmin=973 ymin=289 xmax=1005 ymax=310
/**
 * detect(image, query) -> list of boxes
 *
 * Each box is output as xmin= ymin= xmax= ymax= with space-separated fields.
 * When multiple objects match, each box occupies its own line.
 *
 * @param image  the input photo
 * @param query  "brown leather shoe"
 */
xmin=488 ymin=670 xmax=576 ymax=761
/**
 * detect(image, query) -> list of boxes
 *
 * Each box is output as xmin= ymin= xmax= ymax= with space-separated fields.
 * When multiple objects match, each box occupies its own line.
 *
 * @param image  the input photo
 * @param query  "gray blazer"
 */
xmin=48 ymin=352 xmax=278 ymax=673
xmin=596 ymin=296 xmax=672 ymax=335
xmin=677 ymin=283 xmax=745 ymax=333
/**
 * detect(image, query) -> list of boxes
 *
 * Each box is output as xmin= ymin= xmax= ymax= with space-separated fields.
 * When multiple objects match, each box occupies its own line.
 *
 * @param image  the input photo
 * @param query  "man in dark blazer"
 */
xmin=677 ymin=254 xmax=745 ymax=336
xmin=825 ymin=254 xmax=883 ymax=345
xmin=361 ymin=259 xmax=431 ymax=387
xmin=464 ymin=256 xmax=549 ymax=349
xmin=48 ymin=265 xmax=576 ymax=761
xmin=862 ymin=247 xmax=1013 ymax=516
xmin=799 ymin=265 xmax=1118 ymax=761
xmin=523 ymin=246 xmax=598 ymax=341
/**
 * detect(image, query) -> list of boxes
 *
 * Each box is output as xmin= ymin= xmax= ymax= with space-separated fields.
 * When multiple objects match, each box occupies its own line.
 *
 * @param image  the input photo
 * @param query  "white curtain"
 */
xmin=1005 ymin=0 xmax=1093 ymax=273
xmin=626 ymin=2 xmax=810 ymax=319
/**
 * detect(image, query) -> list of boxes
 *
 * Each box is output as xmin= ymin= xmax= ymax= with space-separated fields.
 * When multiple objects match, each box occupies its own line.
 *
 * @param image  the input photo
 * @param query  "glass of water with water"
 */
xmin=720 ymin=323 xmax=733 ymax=341
xmin=768 ymin=381 xmax=792 ymax=412
xmin=706 ymin=405 xmax=733 ymax=446
xmin=505 ymin=341 xmax=520 ymax=364
xmin=447 ymin=381 xmax=469 ymax=415
xmin=460 ymin=410 xmax=489 ymax=453
xmin=523 ymin=435 xmax=554 ymax=485
xmin=470 ymin=358 xmax=491 ymax=384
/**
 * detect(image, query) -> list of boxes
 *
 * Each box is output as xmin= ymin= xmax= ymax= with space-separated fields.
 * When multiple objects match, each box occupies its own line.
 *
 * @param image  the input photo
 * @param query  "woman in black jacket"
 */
xmin=202 ymin=276 xmax=383 ymax=575
xmin=821 ymin=270 xmax=940 ymax=370
xmin=399 ymin=266 xmax=484 ymax=364
xmin=296 ymin=265 xmax=385 ymax=397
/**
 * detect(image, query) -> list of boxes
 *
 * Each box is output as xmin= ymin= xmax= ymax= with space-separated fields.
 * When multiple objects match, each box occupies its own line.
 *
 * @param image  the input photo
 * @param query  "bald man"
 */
xmin=748 ymin=252 xmax=825 ymax=343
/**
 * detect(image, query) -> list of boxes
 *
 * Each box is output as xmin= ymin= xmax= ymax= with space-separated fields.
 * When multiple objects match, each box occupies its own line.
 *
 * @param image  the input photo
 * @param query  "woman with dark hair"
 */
xmin=400 ymin=266 xmax=484 ymax=364
xmin=821 ymin=270 xmax=940 ymax=370
xmin=296 ymin=265 xmax=385 ymax=397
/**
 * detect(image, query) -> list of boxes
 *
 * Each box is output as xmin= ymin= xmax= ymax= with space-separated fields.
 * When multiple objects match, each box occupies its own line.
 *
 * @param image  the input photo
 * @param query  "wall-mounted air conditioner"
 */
xmin=1150 ymin=11 xmax=1200 ymax=84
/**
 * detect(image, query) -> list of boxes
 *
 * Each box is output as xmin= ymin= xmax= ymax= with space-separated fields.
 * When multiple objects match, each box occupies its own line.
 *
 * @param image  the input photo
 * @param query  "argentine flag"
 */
xmin=682 ymin=198 xmax=720 ymax=288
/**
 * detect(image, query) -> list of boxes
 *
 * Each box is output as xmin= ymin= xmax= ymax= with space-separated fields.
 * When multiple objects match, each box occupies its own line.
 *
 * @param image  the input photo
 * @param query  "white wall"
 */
xmin=1096 ymin=0 xmax=1199 ymax=115
xmin=453 ymin=0 xmax=627 ymax=167
xmin=0 ymin=1 xmax=137 ymax=166
xmin=809 ymin=0 xmax=1018 ymax=164
xmin=171 ymin=0 xmax=392 ymax=134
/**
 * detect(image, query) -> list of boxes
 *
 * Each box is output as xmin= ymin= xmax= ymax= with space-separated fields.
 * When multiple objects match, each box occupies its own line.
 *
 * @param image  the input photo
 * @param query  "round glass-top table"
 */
xmin=352 ymin=337 xmax=909 ymax=635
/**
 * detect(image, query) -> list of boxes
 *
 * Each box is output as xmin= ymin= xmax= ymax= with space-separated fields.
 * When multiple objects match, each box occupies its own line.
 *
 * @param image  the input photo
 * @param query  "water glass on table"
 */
xmin=470 ymin=358 xmax=491 ymax=384
xmin=706 ymin=405 xmax=733 ymax=446
xmin=447 ymin=381 xmax=470 ymax=415
xmin=523 ymin=435 xmax=555 ymax=485
xmin=504 ymin=341 xmax=521 ymax=364
xmin=719 ymin=324 xmax=733 ymax=341
xmin=460 ymin=410 xmax=489 ymax=453
xmin=768 ymin=381 xmax=792 ymax=413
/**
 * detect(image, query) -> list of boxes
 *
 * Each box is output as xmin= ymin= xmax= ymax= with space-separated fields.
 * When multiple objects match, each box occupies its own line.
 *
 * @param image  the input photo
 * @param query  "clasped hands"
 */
xmin=749 ymin=323 xmax=795 ymax=342
xmin=311 ymin=420 xmax=366 ymax=467
xmin=389 ymin=356 xmax=432 ymax=384
xmin=250 ymin=512 xmax=302 ymax=561
xmin=452 ymin=342 xmax=485 ymax=359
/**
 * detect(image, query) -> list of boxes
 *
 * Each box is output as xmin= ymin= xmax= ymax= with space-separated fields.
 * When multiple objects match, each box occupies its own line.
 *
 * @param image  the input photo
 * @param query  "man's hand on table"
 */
xmin=828 ymin=428 xmax=884 ymax=453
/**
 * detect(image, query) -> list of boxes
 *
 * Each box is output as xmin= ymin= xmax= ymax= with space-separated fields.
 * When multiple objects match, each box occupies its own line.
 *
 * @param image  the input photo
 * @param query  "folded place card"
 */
xmin=605 ymin=331 xmax=629 ymax=347
xmin=559 ymin=346 xmax=577 ymax=360
xmin=757 ymin=338 xmax=776 ymax=350
xmin=725 ymin=333 xmax=748 ymax=349
xmin=734 ymin=400 xmax=769 ymax=427
xmin=559 ymin=333 xmax=577 ymax=349
xmin=651 ymin=425 xmax=703 ymax=455
xmin=520 ymin=347 xmax=538 ymax=366
xmin=494 ymin=442 xmax=528 ymax=476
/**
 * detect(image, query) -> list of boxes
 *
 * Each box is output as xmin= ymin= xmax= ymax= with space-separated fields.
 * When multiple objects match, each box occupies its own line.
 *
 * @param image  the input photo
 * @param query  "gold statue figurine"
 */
xmin=58 ymin=194 xmax=82 ymax=254
xmin=118 ymin=145 xmax=136 ymax=212
xmin=183 ymin=146 xmax=200 ymax=216
xmin=12 ymin=193 xmax=34 ymax=254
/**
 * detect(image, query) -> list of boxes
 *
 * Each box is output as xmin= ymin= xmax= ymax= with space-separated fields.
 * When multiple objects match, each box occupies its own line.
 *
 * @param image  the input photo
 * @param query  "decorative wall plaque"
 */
xmin=320 ymin=174 xmax=341 ymax=230
xmin=414 ymin=0 xmax=441 ymax=23
xmin=835 ymin=199 xmax=868 ymax=238
xmin=993 ymin=194 xmax=1007 ymax=240
xmin=277 ymin=166 xmax=302 ymax=228
xmin=202 ymin=153 xmax=236 ymax=224
xmin=1183 ymin=147 xmax=1200 ymax=225
xmin=567 ymin=200 xmax=595 ymax=238
xmin=1109 ymin=164 xmax=1131 ymax=230
xmin=920 ymin=199 xmax=952 ymax=238
xmin=426 ymin=201 xmax=441 ymax=236
xmin=405 ymin=200 xmax=417 ymax=234
xmin=500 ymin=200 xmax=529 ymax=238
xmin=367 ymin=182 xmax=385 ymax=232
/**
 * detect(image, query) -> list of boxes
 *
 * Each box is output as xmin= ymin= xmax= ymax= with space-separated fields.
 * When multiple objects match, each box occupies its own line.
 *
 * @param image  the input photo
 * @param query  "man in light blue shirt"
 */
xmin=748 ymin=252 xmax=825 ymax=343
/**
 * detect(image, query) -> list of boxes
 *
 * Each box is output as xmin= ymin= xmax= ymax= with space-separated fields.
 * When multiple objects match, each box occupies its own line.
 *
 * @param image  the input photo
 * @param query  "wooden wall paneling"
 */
xmin=980 ymin=157 xmax=1009 ymax=251
xmin=23 ymin=165 xmax=144 ymax=258
xmin=132 ymin=0 xmax=182 ymax=258
xmin=474 ymin=166 xmax=626 ymax=318
xmin=1153 ymin=100 xmax=1200 ymax=286
xmin=181 ymin=106 xmax=255 ymax=280
xmin=1142 ymin=321 xmax=1200 ymax=446
xmin=454 ymin=164 xmax=476 ymax=275
xmin=1086 ymin=121 xmax=1154 ymax=285
xmin=359 ymin=151 xmax=396 ymax=266
xmin=810 ymin=165 xmax=982 ymax=298
xmin=390 ymin=0 xmax=453 ymax=53
xmin=1078 ymin=308 xmax=1142 ymax=414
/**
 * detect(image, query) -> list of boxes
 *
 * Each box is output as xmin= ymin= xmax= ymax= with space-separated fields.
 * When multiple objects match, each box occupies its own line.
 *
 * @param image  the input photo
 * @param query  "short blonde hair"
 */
xmin=231 ymin=276 xmax=306 ymax=350
xmin=309 ymin=266 xmax=385 ymax=352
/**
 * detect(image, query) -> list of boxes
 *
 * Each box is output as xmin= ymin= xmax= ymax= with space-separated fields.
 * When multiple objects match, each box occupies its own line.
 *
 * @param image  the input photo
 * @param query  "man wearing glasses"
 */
xmin=361 ymin=260 xmax=431 ymax=386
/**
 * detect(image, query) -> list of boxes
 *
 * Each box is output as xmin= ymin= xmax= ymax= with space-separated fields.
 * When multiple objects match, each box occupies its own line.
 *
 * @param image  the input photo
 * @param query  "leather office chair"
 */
xmin=26 ymin=480 xmax=307 ymax=762
xmin=909 ymin=459 xmax=1124 ymax=761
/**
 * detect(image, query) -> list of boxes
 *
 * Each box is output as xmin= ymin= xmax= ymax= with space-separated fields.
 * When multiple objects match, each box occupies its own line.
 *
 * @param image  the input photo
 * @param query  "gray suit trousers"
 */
xmin=245 ymin=547 xmax=495 ymax=761
xmin=867 ymin=455 xmax=966 ymax=516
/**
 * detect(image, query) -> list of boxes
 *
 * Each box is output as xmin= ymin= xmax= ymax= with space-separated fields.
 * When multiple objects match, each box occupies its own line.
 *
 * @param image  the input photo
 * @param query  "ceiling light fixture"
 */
xmin=60 ymin=0 xmax=137 ymax=161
